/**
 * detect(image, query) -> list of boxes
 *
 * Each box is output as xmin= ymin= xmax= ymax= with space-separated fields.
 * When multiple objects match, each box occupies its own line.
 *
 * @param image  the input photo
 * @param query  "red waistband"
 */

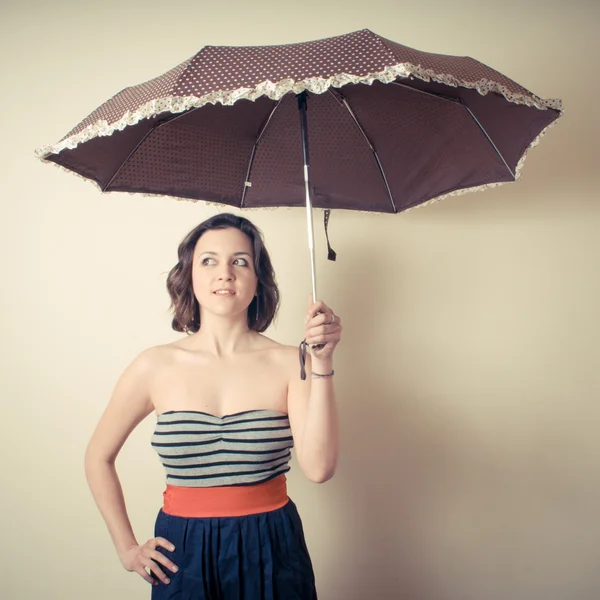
xmin=162 ymin=475 xmax=289 ymax=518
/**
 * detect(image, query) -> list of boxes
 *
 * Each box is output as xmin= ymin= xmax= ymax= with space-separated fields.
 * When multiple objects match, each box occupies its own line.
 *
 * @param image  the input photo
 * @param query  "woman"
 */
xmin=84 ymin=213 xmax=341 ymax=600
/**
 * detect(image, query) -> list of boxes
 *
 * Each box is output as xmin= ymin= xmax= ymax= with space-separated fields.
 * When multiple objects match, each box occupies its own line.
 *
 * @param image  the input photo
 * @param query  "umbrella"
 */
xmin=37 ymin=28 xmax=562 ymax=302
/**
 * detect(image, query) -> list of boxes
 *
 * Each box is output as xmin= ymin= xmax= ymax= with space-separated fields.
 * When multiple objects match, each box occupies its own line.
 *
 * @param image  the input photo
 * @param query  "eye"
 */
xmin=233 ymin=258 xmax=249 ymax=267
xmin=201 ymin=257 xmax=216 ymax=266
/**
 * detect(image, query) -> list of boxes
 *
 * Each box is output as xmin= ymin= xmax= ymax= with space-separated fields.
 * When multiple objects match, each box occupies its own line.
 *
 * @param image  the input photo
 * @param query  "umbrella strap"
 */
xmin=298 ymin=339 xmax=308 ymax=380
xmin=324 ymin=209 xmax=336 ymax=261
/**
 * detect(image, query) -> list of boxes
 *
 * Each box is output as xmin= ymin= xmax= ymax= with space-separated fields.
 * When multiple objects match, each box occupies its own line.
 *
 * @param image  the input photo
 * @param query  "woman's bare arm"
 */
xmin=84 ymin=348 xmax=177 ymax=585
xmin=287 ymin=299 xmax=341 ymax=483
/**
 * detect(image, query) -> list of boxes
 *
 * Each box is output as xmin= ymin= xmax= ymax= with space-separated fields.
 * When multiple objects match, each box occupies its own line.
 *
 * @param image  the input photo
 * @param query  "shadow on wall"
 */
xmin=319 ymin=240 xmax=442 ymax=600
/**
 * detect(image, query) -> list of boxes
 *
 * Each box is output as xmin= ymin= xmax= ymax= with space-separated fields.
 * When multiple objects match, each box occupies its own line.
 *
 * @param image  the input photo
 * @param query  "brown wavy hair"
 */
xmin=166 ymin=213 xmax=279 ymax=333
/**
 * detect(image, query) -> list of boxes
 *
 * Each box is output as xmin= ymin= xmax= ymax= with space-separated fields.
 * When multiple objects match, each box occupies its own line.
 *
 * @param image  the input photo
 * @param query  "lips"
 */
xmin=213 ymin=289 xmax=236 ymax=295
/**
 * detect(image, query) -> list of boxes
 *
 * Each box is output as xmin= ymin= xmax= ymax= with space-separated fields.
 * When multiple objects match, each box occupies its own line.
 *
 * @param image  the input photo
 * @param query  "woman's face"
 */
xmin=192 ymin=227 xmax=258 ymax=321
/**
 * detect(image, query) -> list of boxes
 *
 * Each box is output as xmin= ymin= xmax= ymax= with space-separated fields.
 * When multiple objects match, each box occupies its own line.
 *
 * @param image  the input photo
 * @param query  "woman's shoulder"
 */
xmin=130 ymin=338 xmax=189 ymax=370
xmin=255 ymin=335 xmax=301 ymax=369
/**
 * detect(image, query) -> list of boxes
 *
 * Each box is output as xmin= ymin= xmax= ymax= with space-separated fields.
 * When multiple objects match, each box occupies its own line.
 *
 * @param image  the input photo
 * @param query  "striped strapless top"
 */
xmin=151 ymin=409 xmax=293 ymax=487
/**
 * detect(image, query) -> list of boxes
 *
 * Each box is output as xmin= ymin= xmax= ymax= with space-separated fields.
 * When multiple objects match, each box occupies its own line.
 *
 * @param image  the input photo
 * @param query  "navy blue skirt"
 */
xmin=151 ymin=499 xmax=317 ymax=600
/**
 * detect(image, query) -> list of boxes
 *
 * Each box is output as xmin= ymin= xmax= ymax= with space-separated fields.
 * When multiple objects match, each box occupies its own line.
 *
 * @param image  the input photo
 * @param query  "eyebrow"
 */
xmin=198 ymin=251 xmax=252 ymax=257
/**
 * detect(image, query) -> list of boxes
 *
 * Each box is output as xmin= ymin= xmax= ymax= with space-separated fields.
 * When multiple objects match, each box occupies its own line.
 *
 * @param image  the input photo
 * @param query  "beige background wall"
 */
xmin=2 ymin=0 xmax=599 ymax=599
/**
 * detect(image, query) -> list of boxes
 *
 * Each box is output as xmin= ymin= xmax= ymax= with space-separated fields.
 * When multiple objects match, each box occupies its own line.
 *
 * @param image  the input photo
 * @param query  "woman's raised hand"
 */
xmin=304 ymin=296 xmax=342 ymax=361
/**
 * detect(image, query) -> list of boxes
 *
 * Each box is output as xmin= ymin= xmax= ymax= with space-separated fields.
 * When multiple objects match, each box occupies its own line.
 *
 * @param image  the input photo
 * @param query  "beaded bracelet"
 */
xmin=310 ymin=370 xmax=335 ymax=379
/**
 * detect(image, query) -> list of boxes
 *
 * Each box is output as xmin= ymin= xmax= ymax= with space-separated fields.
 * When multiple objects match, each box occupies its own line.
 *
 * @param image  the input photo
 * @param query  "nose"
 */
xmin=217 ymin=263 xmax=235 ymax=281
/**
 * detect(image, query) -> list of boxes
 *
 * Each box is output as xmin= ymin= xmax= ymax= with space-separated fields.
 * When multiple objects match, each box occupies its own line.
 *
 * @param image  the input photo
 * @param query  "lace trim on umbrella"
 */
xmin=36 ymin=62 xmax=561 ymax=159
xmin=406 ymin=63 xmax=562 ymax=112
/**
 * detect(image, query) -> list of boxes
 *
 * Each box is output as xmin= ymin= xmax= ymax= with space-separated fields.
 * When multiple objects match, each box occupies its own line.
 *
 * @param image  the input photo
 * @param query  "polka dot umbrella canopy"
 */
xmin=38 ymin=29 xmax=562 ymax=300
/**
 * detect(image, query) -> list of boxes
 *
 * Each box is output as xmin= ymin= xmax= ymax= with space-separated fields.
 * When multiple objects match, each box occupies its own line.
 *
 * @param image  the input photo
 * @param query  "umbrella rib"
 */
xmin=102 ymin=109 xmax=200 ymax=192
xmin=461 ymin=105 xmax=516 ymax=180
xmin=390 ymin=81 xmax=516 ymax=180
xmin=240 ymin=100 xmax=282 ymax=207
xmin=390 ymin=80 xmax=462 ymax=104
xmin=328 ymin=90 xmax=397 ymax=213
xmin=102 ymin=127 xmax=156 ymax=191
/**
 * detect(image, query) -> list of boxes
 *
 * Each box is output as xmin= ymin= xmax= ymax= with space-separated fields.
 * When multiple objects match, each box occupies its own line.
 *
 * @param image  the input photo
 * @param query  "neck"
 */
xmin=190 ymin=312 xmax=254 ymax=356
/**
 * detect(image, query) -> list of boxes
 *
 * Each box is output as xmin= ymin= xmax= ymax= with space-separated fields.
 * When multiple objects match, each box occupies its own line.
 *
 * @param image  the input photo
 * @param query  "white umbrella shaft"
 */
xmin=303 ymin=164 xmax=318 ymax=303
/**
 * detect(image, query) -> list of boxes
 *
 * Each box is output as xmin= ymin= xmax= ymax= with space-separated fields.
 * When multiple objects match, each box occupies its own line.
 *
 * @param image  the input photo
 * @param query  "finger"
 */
xmin=308 ymin=323 xmax=342 ymax=337
xmin=154 ymin=537 xmax=176 ymax=552
xmin=305 ymin=323 xmax=341 ymax=337
xmin=306 ymin=300 xmax=326 ymax=321
xmin=306 ymin=332 xmax=340 ymax=346
xmin=309 ymin=313 xmax=330 ymax=326
xmin=306 ymin=310 xmax=329 ymax=328
xmin=149 ymin=549 xmax=179 ymax=574
xmin=144 ymin=559 xmax=170 ymax=584
xmin=317 ymin=312 xmax=337 ymax=326
xmin=135 ymin=566 xmax=156 ymax=585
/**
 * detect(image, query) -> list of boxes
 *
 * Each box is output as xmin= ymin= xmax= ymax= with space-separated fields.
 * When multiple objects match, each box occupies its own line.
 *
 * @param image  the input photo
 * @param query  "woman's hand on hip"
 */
xmin=120 ymin=538 xmax=178 ymax=586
